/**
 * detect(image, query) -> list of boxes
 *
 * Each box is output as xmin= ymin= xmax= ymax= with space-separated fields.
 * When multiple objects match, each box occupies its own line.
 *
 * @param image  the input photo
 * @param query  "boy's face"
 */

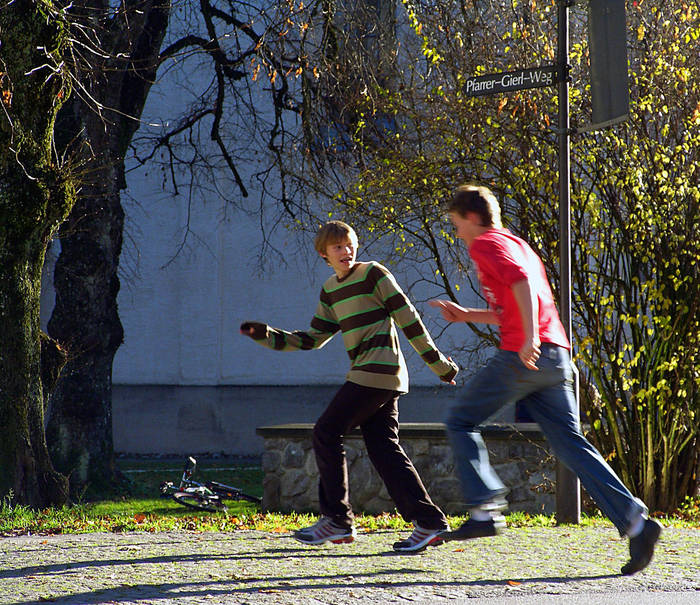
xmin=450 ymin=211 xmax=482 ymax=246
xmin=322 ymin=235 xmax=357 ymax=278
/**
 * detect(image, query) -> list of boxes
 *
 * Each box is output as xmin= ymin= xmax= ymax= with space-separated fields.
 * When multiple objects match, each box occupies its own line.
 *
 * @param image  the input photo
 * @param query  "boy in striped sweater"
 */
xmin=241 ymin=220 xmax=458 ymax=552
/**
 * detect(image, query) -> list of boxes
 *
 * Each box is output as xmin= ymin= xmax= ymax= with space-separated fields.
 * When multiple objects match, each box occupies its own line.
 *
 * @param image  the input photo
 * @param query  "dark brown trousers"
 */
xmin=312 ymin=381 xmax=448 ymax=530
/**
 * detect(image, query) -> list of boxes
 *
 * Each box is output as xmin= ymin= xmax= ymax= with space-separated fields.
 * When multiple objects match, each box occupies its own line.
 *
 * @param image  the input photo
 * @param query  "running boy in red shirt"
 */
xmin=431 ymin=184 xmax=661 ymax=575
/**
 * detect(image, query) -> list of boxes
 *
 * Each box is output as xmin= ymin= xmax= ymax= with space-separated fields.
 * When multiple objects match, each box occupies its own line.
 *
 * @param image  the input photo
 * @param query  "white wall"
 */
xmin=114 ymin=178 xmax=350 ymax=386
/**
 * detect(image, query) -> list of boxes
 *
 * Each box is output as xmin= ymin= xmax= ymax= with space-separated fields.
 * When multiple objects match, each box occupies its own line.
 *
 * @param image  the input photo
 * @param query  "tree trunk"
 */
xmin=46 ymin=1 xmax=170 ymax=498
xmin=0 ymin=0 xmax=74 ymax=506
xmin=46 ymin=183 xmax=125 ymax=497
xmin=0 ymin=256 xmax=69 ymax=507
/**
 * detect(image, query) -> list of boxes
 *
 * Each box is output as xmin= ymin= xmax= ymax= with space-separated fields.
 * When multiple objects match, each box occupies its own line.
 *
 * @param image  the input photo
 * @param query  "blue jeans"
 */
xmin=446 ymin=344 xmax=647 ymax=536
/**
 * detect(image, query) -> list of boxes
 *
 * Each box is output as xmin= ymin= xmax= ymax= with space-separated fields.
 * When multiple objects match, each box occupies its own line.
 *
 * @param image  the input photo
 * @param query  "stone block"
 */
xmin=283 ymin=442 xmax=305 ymax=468
xmin=410 ymin=454 xmax=429 ymax=476
xmin=361 ymin=494 xmax=394 ymax=514
xmin=289 ymin=488 xmax=313 ymax=511
xmin=349 ymin=455 xmax=383 ymax=503
xmin=527 ymin=473 xmax=555 ymax=499
xmin=429 ymin=455 xmax=454 ymax=477
xmin=430 ymin=477 xmax=464 ymax=505
xmin=262 ymin=450 xmax=281 ymax=473
xmin=492 ymin=461 xmax=525 ymax=486
xmin=486 ymin=443 xmax=508 ymax=464
xmin=280 ymin=469 xmax=310 ymax=499
xmin=409 ymin=438 xmax=430 ymax=456
xmin=531 ymin=494 xmax=555 ymax=515
xmin=345 ymin=440 xmax=362 ymax=465
xmin=264 ymin=438 xmax=288 ymax=452
xmin=262 ymin=474 xmax=280 ymax=510
xmin=303 ymin=450 xmax=318 ymax=476
xmin=442 ymin=501 xmax=468 ymax=515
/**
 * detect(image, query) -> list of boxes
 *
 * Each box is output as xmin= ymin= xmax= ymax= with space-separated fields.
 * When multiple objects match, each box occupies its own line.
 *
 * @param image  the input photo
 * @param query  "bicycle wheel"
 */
xmin=207 ymin=481 xmax=262 ymax=504
xmin=172 ymin=490 xmax=227 ymax=513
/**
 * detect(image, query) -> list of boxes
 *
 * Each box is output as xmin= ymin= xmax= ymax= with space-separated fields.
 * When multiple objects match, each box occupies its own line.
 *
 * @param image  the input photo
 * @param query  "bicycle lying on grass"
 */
xmin=159 ymin=456 xmax=262 ymax=512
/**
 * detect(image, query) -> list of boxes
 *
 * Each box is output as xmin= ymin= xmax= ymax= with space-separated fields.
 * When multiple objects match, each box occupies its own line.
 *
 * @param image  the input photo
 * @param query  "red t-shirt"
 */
xmin=469 ymin=228 xmax=570 ymax=352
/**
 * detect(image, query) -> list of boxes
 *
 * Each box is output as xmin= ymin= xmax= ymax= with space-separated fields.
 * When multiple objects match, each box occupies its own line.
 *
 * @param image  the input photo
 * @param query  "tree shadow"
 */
xmin=11 ymin=570 xmax=622 ymax=605
xmin=0 ymin=550 xmax=268 ymax=580
xmin=7 ymin=549 xmax=622 ymax=605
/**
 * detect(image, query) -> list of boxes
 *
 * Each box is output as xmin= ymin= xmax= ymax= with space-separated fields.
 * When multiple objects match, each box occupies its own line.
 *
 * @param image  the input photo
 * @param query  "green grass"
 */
xmin=1 ymin=457 xmax=698 ymax=536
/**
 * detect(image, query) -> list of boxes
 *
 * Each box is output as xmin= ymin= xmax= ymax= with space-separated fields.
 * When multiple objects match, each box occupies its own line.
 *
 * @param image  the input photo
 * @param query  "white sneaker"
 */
xmin=294 ymin=516 xmax=356 ymax=545
xmin=392 ymin=524 xmax=446 ymax=553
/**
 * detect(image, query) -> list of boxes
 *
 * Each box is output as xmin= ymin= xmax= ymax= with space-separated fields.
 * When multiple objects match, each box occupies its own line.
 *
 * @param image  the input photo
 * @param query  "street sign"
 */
xmin=463 ymin=66 xmax=557 ymax=97
xmin=588 ymin=0 xmax=629 ymax=127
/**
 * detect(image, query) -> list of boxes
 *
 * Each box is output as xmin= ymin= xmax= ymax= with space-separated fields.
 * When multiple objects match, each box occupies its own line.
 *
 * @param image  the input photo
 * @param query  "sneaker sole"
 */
xmin=440 ymin=521 xmax=505 ymax=542
xmin=294 ymin=534 xmax=356 ymax=545
xmin=393 ymin=534 xmax=444 ymax=553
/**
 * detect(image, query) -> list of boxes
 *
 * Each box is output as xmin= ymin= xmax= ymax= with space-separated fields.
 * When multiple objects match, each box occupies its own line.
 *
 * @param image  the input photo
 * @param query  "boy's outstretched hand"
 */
xmin=240 ymin=321 xmax=267 ymax=339
xmin=429 ymin=299 xmax=470 ymax=323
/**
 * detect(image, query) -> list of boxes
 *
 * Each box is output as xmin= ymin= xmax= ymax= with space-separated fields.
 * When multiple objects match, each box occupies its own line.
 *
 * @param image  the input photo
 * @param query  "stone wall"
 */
xmin=256 ymin=423 xmax=556 ymax=515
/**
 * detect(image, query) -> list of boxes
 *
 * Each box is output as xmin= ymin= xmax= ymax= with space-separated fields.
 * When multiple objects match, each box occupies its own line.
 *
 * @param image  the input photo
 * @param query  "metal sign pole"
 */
xmin=555 ymin=0 xmax=581 ymax=525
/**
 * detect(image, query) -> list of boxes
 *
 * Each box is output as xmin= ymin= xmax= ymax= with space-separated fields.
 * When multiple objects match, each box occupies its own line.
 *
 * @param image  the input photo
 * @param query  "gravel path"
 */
xmin=1 ymin=526 xmax=698 ymax=604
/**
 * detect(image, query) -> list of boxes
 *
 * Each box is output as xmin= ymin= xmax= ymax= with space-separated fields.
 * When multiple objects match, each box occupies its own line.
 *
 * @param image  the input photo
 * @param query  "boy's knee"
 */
xmin=312 ymin=420 xmax=342 ymax=446
xmin=445 ymin=407 xmax=478 ymax=432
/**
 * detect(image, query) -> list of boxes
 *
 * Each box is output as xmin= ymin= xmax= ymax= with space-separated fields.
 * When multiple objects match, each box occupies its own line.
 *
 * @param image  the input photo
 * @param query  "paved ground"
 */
xmin=1 ymin=526 xmax=698 ymax=604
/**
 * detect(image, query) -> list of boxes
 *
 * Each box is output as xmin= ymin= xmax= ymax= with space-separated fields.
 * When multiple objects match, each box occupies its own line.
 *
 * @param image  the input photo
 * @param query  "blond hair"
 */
xmin=447 ymin=184 xmax=502 ymax=228
xmin=314 ymin=220 xmax=358 ymax=256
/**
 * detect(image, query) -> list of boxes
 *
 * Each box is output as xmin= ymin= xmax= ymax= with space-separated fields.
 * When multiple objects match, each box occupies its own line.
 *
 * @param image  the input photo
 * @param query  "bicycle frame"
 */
xmin=159 ymin=456 xmax=261 ymax=512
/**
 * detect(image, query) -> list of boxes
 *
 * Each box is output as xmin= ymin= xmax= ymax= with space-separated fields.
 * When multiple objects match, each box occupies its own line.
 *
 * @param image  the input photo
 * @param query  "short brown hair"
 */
xmin=314 ymin=220 xmax=358 ymax=256
xmin=447 ymin=184 xmax=502 ymax=228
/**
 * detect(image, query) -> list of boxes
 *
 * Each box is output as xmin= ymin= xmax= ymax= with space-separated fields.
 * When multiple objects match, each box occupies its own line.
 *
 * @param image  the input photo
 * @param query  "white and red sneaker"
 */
xmin=294 ymin=516 xmax=356 ymax=545
xmin=392 ymin=523 xmax=446 ymax=553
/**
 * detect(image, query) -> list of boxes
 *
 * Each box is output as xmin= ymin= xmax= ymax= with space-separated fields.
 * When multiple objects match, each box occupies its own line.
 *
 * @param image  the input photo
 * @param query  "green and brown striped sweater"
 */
xmin=245 ymin=261 xmax=458 ymax=392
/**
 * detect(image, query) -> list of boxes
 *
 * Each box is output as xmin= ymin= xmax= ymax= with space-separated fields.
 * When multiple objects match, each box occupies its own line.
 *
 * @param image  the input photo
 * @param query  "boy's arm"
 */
xmin=429 ymin=299 xmax=499 ymax=325
xmin=511 ymin=278 xmax=540 ymax=370
xmin=373 ymin=267 xmax=458 ymax=383
xmin=240 ymin=299 xmax=340 ymax=351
